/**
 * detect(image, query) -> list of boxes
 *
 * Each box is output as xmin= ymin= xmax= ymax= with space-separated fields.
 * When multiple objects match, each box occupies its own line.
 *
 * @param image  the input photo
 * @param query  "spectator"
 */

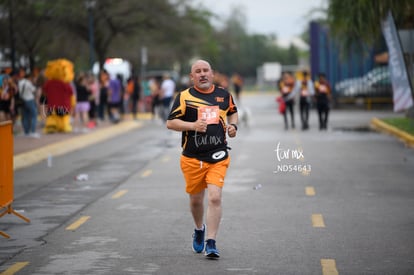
xmin=108 ymin=74 xmax=122 ymax=123
xmin=141 ymin=76 xmax=152 ymax=113
xmin=34 ymin=69 xmax=47 ymax=126
xmin=18 ymin=72 xmax=40 ymax=138
xmin=0 ymin=74 xmax=15 ymax=123
xmin=149 ymin=77 xmax=161 ymax=120
xmin=231 ymin=73 xmax=243 ymax=102
xmin=98 ymin=70 xmax=109 ymax=122
xmin=87 ymin=73 xmax=99 ymax=128
xmin=73 ymin=73 xmax=91 ymax=132
xmin=130 ymin=75 xmax=141 ymax=120
xmin=117 ymin=74 xmax=126 ymax=115
xmin=160 ymin=73 xmax=176 ymax=122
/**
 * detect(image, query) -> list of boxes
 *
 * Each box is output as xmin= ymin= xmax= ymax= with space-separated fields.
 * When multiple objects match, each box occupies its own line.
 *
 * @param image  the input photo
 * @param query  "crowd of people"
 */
xmin=1 ymin=65 xmax=333 ymax=137
xmin=0 ymin=67 xmax=181 ymax=138
xmin=0 ymin=68 xmax=43 ymax=137
xmin=277 ymin=70 xmax=332 ymax=131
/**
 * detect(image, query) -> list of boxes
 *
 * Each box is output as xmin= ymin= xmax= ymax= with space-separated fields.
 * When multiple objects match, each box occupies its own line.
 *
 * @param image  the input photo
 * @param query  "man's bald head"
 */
xmin=190 ymin=59 xmax=214 ymax=91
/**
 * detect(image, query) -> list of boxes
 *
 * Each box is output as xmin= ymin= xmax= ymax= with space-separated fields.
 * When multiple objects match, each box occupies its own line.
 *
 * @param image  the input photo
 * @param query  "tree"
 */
xmin=201 ymin=6 xmax=300 ymax=78
xmin=49 ymin=0 xmax=204 ymax=70
xmin=0 ymin=0 xmax=301 ymax=78
xmin=0 ymin=0 xmax=213 ymax=72
xmin=0 ymin=0 xmax=56 ymax=71
xmin=326 ymin=0 xmax=414 ymax=116
xmin=326 ymin=0 xmax=413 ymax=54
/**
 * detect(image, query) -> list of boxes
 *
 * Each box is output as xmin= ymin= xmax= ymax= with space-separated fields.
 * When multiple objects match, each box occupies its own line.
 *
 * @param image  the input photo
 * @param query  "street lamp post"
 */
xmin=85 ymin=0 xmax=96 ymax=71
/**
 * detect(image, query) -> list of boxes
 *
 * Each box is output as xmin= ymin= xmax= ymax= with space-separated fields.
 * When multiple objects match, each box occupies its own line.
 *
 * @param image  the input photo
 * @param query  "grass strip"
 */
xmin=381 ymin=117 xmax=414 ymax=135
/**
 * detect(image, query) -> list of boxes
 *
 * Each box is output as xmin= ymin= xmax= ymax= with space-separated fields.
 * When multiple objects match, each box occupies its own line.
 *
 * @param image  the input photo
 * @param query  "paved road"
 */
xmin=1 ymin=93 xmax=413 ymax=274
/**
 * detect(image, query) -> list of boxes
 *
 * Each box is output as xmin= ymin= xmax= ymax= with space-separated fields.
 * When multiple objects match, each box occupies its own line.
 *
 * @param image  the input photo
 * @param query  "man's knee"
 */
xmin=190 ymin=192 xmax=204 ymax=207
xmin=207 ymin=186 xmax=222 ymax=206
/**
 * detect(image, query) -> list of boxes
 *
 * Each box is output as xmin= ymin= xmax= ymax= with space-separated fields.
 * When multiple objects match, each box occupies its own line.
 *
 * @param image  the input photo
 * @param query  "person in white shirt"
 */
xmin=18 ymin=73 xmax=40 ymax=138
xmin=160 ymin=73 xmax=176 ymax=121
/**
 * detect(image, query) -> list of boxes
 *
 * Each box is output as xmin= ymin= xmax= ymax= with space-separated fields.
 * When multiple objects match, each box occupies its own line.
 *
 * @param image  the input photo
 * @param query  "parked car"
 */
xmin=335 ymin=67 xmax=392 ymax=98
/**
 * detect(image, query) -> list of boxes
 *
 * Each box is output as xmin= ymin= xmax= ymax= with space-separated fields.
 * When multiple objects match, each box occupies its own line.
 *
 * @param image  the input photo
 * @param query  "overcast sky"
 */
xmin=193 ymin=0 xmax=327 ymax=41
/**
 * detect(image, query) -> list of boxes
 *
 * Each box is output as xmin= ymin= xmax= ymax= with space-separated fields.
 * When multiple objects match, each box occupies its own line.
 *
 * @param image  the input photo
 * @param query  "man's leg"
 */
xmin=206 ymin=184 xmax=222 ymax=240
xmin=190 ymin=190 xmax=206 ymax=253
xmin=204 ymin=184 xmax=222 ymax=257
xmin=190 ymin=190 xmax=205 ymax=229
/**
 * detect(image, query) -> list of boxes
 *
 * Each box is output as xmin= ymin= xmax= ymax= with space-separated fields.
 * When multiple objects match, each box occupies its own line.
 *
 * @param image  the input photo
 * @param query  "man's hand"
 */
xmin=194 ymin=119 xmax=208 ymax=133
xmin=227 ymin=124 xmax=237 ymax=138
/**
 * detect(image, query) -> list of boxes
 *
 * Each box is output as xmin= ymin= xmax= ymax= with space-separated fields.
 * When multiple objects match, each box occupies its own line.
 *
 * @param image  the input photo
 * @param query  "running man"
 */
xmin=166 ymin=59 xmax=238 ymax=258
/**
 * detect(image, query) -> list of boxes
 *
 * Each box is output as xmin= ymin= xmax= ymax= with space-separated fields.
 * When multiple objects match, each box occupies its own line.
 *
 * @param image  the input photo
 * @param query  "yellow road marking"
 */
xmin=141 ymin=169 xmax=152 ymax=178
xmin=321 ymin=259 xmax=339 ymax=275
xmin=112 ymin=189 xmax=128 ymax=199
xmin=0 ymin=262 xmax=29 ymax=275
xmin=305 ymin=186 xmax=316 ymax=196
xmin=66 ymin=216 xmax=90 ymax=231
xmin=312 ymin=214 xmax=326 ymax=228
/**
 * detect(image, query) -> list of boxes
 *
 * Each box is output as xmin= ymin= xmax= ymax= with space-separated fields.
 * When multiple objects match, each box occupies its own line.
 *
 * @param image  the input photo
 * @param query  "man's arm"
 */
xmin=166 ymin=119 xmax=208 ymax=133
xmin=227 ymin=112 xmax=238 ymax=138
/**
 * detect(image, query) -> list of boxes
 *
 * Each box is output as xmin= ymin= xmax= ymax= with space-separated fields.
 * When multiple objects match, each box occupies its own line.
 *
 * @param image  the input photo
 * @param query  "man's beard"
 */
xmin=197 ymin=79 xmax=211 ymax=90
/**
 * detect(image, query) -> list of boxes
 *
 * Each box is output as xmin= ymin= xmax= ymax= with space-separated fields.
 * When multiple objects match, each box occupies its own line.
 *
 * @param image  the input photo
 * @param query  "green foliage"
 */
xmin=326 ymin=0 xmax=413 ymax=55
xmin=0 ymin=0 xmax=302 ymax=77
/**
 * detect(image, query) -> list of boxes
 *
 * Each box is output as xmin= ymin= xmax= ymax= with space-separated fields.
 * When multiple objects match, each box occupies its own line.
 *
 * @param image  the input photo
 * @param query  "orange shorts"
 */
xmin=180 ymin=155 xmax=230 ymax=194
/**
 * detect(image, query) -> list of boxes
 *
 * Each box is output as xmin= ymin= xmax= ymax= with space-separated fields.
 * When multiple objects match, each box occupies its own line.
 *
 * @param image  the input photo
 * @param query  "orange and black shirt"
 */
xmin=168 ymin=85 xmax=237 ymax=161
xmin=314 ymin=80 xmax=331 ymax=102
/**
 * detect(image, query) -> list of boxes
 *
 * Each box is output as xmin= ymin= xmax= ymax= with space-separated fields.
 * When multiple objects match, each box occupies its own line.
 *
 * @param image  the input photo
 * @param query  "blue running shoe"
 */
xmin=205 ymin=239 xmax=220 ymax=258
xmin=192 ymin=224 xmax=205 ymax=253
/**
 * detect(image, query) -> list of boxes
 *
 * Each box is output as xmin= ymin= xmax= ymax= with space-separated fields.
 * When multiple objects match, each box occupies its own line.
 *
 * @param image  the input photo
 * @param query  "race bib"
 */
xmin=198 ymin=105 xmax=220 ymax=124
xmin=319 ymin=85 xmax=328 ymax=93
xmin=301 ymin=88 xmax=309 ymax=96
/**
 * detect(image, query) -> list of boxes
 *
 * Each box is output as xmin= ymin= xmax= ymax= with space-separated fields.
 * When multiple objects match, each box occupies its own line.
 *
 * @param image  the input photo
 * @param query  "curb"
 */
xmin=14 ymin=120 xmax=144 ymax=171
xmin=370 ymin=117 xmax=414 ymax=148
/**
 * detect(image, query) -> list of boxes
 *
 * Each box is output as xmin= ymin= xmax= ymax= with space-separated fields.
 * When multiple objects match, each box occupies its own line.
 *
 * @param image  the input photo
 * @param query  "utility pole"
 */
xmin=85 ymin=0 xmax=96 ymax=71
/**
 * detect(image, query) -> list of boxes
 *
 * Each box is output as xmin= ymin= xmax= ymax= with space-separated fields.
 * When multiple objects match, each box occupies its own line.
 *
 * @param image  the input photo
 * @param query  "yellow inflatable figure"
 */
xmin=42 ymin=59 xmax=75 ymax=133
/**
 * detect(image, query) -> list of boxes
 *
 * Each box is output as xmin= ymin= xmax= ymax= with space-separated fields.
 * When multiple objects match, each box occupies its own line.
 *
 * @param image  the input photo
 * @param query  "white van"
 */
xmin=92 ymin=58 xmax=132 ymax=83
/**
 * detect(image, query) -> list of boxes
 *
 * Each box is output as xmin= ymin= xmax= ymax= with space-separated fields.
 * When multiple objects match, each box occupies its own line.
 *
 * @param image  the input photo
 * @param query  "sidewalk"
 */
xmin=13 ymin=113 xmax=153 ymax=170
